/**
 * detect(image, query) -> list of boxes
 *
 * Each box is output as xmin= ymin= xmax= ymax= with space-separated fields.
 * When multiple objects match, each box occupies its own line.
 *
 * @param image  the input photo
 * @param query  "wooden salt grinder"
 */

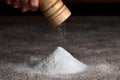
xmin=40 ymin=0 xmax=71 ymax=27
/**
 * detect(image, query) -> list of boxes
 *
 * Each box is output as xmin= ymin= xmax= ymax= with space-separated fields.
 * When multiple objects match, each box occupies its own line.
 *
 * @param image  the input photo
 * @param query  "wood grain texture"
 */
xmin=40 ymin=0 xmax=71 ymax=27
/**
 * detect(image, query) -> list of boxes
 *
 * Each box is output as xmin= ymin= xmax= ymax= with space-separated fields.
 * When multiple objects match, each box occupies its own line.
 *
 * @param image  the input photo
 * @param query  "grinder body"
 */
xmin=40 ymin=0 xmax=71 ymax=27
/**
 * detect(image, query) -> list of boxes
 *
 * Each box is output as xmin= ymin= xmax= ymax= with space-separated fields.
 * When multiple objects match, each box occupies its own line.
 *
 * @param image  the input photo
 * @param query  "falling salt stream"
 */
xmin=56 ymin=22 xmax=67 ymax=43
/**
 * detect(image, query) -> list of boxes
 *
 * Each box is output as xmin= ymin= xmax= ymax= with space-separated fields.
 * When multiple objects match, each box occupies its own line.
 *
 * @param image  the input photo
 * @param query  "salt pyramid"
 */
xmin=32 ymin=47 xmax=87 ymax=75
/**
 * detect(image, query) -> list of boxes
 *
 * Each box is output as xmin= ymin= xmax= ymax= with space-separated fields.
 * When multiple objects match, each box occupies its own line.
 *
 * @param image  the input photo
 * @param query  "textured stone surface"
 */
xmin=0 ymin=16 xmax=120 ymax=80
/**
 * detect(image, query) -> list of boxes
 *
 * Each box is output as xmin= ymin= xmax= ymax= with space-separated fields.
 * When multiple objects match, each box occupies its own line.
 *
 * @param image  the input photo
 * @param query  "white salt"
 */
xmin=32 ymin=47 xmax=87 ymax=75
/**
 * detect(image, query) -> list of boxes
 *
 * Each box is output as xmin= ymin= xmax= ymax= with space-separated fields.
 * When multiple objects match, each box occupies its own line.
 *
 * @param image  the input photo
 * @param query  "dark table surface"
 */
xmin=0 ymin=16 xmax=120 ymax=80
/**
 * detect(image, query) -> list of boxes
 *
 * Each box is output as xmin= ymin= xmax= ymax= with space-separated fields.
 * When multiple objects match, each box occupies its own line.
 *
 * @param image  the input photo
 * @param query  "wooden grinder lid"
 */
xmin=40 ymin=0 xmax=71 ymax=27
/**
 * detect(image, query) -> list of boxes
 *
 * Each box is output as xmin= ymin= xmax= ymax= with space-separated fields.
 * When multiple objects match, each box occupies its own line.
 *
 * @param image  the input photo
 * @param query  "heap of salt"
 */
xmin=32 ymin=47 xmax=87 ymax=75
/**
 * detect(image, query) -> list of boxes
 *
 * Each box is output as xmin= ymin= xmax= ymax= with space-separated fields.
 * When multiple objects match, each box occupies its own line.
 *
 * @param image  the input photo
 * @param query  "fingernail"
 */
xmin=30 ymin=0 xmax=39 ymax=7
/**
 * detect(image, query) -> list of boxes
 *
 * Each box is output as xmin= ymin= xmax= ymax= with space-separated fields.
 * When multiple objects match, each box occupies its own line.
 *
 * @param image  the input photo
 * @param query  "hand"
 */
xmin=6 ymin=0 xmax=40 ymax=12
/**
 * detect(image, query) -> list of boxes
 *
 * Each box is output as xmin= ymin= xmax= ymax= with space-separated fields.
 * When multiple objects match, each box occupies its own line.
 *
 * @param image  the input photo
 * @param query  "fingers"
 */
xmin=5 ymin=0 xmax=40 ymax=12
xmin=28 ymin=0 xmax=39 ymax=11
xmin=6 ymin=0 xmax=19 ymax=8
xmin=6 ymin=0 xmax=11 ymax=5
xmin=19 ymin=0 xmax=29 ymax=12
xmin=12 ymin=0 xmax=19 ymax=8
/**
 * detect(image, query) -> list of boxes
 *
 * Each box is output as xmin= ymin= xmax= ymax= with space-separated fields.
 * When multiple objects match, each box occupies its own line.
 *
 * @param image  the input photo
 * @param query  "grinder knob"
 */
xmin=40 ymin=0 xmax=71 ymax=27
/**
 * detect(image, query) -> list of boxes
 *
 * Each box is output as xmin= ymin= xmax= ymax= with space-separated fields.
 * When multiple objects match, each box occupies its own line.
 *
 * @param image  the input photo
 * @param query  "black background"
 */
xmin=0 ymin=2 xmax=120 ymax=16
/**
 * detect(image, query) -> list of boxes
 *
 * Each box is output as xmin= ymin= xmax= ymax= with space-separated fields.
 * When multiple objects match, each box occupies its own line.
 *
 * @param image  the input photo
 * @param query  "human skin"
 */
xmin=6 ymin=0 xmax=40 ymax=12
